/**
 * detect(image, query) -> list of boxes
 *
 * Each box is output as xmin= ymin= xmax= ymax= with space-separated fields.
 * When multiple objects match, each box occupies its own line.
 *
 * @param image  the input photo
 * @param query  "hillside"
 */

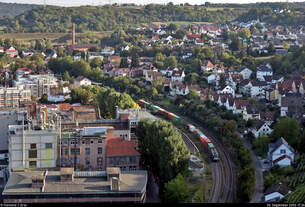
xmin=0 ymin=4 xmax=247 ymax=33
xmin=0 ymin=2 xmax=37 ymax=17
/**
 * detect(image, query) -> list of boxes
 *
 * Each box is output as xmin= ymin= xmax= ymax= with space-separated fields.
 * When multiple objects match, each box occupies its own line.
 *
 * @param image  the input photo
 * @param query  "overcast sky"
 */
xmin=0 ymin=0 xmax=303 ymax=7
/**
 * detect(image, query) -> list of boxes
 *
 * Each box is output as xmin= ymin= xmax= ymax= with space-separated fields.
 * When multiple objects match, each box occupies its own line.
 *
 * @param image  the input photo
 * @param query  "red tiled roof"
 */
xmin=106 ymin=137 xmax=140 ymax=157
xmin=234 ymin=99 xmax=250 ymax=109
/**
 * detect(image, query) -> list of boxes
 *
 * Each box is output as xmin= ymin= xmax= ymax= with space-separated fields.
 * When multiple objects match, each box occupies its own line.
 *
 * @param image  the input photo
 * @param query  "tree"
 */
xmin=253 ymin=136 xmax=269 ymax=157
xmin=136 ymin=119 xmax=190 ymax=185
xmin=119 ymin=57 xmax=129 ymax=68
xmin=187 ymin=89 xmax=199 ymax=100
xmin=167 ymin=23 xmax=178 ymax=33
xmin=40 ymin=94 xmax=48 ymax=103
xmin=164 ymin=174 xmax=190 ymax=203
xmin=271 ymin=118 xmax=300 ymax=147
xmin=90 ymin=57 xmax=102 ymax=68
xmin=229 ymin=37 xmax=242 ymax=51
xmin=268 ymin=42 xmax=275 ymax=54
xmin=164 ymin=56 xmax=177 ymax=68
xmin=185 ymin=73 xmax=198 ymax=85
xmin=239 ymin=28 xmax=251 ymax=39
xmin=131 ymin=54 xmax=139 ymax=68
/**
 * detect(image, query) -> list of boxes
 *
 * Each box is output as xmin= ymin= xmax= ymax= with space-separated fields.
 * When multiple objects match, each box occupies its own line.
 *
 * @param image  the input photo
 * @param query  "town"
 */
xmin=0 ymin=1 xmax=303 ymax=204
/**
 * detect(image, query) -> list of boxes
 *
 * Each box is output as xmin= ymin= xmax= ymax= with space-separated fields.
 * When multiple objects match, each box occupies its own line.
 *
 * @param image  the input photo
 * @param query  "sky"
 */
xmin=0 ymin=0 xmax=304 ymax=7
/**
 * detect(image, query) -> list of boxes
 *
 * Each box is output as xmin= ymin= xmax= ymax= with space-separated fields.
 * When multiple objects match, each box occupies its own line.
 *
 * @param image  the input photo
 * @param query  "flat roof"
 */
xmin=3 ymin=170 xmax=147 ymax=195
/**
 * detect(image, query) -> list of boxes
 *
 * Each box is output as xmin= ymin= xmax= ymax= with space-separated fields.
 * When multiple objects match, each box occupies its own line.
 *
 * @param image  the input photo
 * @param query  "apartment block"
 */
xmin=0 ymin=87 xmax=31 ymax=108
xmin=60 ymin=127 xmax=116 ymax=171
xmin=8 ymin=125 xmax=58 ymax=170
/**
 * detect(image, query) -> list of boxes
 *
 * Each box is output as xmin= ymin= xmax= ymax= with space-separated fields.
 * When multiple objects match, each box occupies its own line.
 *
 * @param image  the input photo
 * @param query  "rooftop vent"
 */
xmin=60 ymin=167 xmax=74 ymax=182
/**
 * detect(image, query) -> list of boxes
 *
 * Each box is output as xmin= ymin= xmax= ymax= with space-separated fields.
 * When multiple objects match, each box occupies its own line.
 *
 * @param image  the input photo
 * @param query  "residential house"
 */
xmin=268 ymin=137 xmax=295 ymax=167
xmin=264 ymin=184 xmax=292 ymax=203
xmin=257 ymin=64 xmax=273 ymax=81
xmin=73 ymin=76 xmax=92 ymax=88
xmin=260 ymin=111 xmax=274 ymax=125
xmin=235 ymin=66 xmax=252 ymax=80
xmin=220 ymin=85 xmax=235 ymax=97
xmin=171 ymin=69 xmax=185 ymax=82
xmin=5 ymin=47 xmax=18 ymax=58
xmin=232 ymin=99 xmax=250 ymax=114
xmin=201 ymin=60 xmax=214 ymax=72
xmin=251 ymin=120 xmax=273 ymax=138
xmin=243 ymin=104 xmax=261 ymax=120
xmin=280 ymin=94 xmax=304 ymax=120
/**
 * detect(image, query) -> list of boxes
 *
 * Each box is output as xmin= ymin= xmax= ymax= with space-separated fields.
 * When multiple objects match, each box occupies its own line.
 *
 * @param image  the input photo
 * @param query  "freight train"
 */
xmin=138 ymin=99 xmax=219 ymax=162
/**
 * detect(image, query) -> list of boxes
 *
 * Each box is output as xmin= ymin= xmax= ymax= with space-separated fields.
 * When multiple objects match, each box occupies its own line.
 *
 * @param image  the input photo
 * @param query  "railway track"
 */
xmin=142 ymin=101 xmax=236 ymax=203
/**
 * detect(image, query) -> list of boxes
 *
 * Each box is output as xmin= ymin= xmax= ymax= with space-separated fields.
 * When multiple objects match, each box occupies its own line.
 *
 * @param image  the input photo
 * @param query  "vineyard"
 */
xmin=282 ymin=185 xmax=305 ymax=203
xmin=283 ymin=154 xmax=305 ymax=203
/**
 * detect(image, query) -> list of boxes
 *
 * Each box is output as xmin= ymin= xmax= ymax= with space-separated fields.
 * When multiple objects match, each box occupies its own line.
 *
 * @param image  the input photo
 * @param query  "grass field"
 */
xmin=152 ymin=21 xmax=214 ymax=26
xmin=0 ymin=31 xmax=112 ymax=45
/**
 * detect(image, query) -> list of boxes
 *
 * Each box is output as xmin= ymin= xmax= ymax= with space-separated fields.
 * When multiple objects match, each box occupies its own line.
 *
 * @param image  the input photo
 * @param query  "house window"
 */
xmin=98 ymin=138 xmax=102 ymax=144
xmin=29 ymin=161 xmax=37 ymax=168
xmin=71 ymin=140 xmax=75 ymax=145
xmin=98 ymin=147 xmax=102 ymax=154
xmin=129 ymin=156 xmax=136 ymax=164
xmin=30 ymin=144 xmax=36 ymax=149
xmin=90 ymin=139 xmax=94 ymax=144
xmin=97 ymin=157 xmax=102 ymax=166
xmin=82 ymin=140 xmax=85 ymax=145
xmin=45 ymin=143 xmax=52 ymax=149
xmin=29 ymin=149 xmax=37 ymax=158
xmin=71 ymin=148 xmax=80 ymax=155
xmin=85 ymin=148 xmax=90 ymax=155
xmin=280 ymin=149 xmax=286 ymax=154
xmin=86 ymin=158 xmax=90 ymax=165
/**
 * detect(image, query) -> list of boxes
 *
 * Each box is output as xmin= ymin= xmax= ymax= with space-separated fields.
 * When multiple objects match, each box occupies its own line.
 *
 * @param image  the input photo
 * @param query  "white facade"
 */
xmin=269 ymin=140 xmax=295 ymax=167
xmin=73 ymin=77 xmax=92 ymax=88
xmin=239 ymin=68 xmax=253 ymax=80
xmin=0 ymin=87 xmax=31 ymax=108
xmin=8 ymin=125 xmax=58 ymax=170
xmin=257 ymin=67 xmax=273 ymax=81
xmin=252 ymin=122 xmax=273 ymax=138
xmin=220 ymin=86 xmax=235 ymax=97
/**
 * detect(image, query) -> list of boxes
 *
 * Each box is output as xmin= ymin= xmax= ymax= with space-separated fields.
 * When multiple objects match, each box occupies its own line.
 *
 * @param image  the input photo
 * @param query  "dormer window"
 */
xmin=280 ymin=149 xmax=286 ymax=154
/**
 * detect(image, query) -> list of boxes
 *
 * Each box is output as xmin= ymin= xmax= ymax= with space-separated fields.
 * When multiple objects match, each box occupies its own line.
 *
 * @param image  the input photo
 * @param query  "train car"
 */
xmin=152 ymin=105 xmax=160 ymax=113
xmin=188 ymin=126 xmax=219 ymax=162
xmin=138 ymin=99 xmax=150 ymax=108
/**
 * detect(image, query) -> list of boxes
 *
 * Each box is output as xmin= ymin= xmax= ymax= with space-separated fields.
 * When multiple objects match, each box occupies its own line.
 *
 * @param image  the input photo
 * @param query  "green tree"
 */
xmin=239 ymin=28 xmax=251 ymax=39
xmin=131 ymin=54 xmax=139 ymax=68
xmin=185 ymin=72 xmax=199 ymax=85
xmin=164 ymin=56 xmax=177 ymax=68
xmin=90 ymin=57 xmax=102 ymax=68
xmin=119 ymin=57 xmax=129 ymax=68
xmin=164 ymin=174 xmax=190 ymax=203
xmin=167 ymin=23 xmax=178 ymax=33
xmin=136 ymin=119 xmax=190 ymax=185
xmin=40 ymin=93 xmax=48 ymax=103
xmin=229 ymin=37 xmax=242 ymax=51
xmin=271 ymin=118 xmax=300 ymax=147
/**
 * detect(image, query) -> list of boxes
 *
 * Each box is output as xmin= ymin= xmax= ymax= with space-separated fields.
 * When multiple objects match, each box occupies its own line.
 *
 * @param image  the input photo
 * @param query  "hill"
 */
xmin=0 ymin=4 xmax=247 ymax=33
xmin=0 ymin=2 xmax=37 ymax=17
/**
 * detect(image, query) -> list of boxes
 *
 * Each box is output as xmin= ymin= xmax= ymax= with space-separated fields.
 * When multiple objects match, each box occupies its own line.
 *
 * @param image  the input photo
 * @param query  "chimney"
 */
xmin=111 ymin=177 xmax=120 ymax=191
xmin=60 ymin=167 xmax=74 ymax=182
xmin=115 ymin=106 xmax=119 ymax=119
xmin=107 ymin=167 xmax=120 ymax=191
xmin=72 ymin=23 xmax=76 ymax=45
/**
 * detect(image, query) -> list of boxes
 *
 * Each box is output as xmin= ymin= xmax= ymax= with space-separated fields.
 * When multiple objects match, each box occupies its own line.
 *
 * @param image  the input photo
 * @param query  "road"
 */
xmin=153 ymin=103 xmax=236 ymax=203
xmin=239 ymin=132 xmax=264 ymax=203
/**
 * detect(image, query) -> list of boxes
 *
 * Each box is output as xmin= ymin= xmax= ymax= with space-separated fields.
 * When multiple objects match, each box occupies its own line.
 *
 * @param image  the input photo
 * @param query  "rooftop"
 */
xmin=3 ymin=170 xmax=147 ymax=195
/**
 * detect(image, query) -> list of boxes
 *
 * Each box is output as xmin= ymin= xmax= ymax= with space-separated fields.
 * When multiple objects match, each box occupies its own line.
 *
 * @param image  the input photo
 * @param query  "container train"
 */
xmin=138 ymin=99 xmax=219 ymax=162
